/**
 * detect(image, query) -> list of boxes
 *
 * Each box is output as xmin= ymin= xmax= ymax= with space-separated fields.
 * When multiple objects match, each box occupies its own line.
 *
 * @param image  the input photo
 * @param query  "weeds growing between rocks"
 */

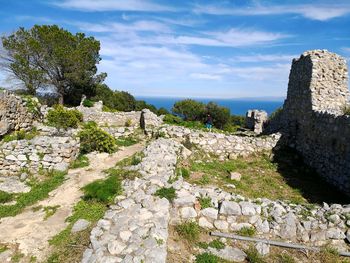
xmin=69 ymin=154 xmax=89 ymax=169
xmin=154 ymin=187 xmax=176 ymax=202
xmin=175 ymin=221 xmax=201 ymax=243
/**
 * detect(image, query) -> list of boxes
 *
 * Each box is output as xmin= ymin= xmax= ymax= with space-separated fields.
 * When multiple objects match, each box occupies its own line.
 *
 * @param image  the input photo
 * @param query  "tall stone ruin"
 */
xmin=281 ymin=50 xmax=350 ymax=195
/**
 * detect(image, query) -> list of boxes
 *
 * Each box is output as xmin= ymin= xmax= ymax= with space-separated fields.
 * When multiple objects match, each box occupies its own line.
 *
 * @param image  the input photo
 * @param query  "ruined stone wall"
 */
xmin=0 ymin=135 xmax=79 ymax=176
xmin=0 ymin=91 xmax=38 ymax=136
xmin=281 ymin=50 xmax=350 ymax=195
xmin=159 ymin=125 xmax=280 ymax=159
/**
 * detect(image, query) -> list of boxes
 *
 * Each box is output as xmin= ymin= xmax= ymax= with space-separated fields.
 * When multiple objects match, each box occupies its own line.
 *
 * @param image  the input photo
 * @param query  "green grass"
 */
xmin=198 ymin=196 xmax=212 ymax=209
xmin=0 ymin=244 xmax=8 ymax=253
xmin=154 ymin=187 xmax=176 ymax=202
xmin=0 ymin=170 xmax=66 ymax=218
xmin=245 ymin=246 xmax=266 ymax=263
xmin=0 ymin=190 xmax=13 ymax=203
xmin=11 ymin=252 xmax=24 ymax=263
xmin=82 ymin=175 xmax=122 ymax=204
xmin=115 ymin=136 xmax=138 ymax=147
xmin=208 ymin=239 xmax=225 ymax=250
xmin=195 ymin=252 xmax=220 ymax=263
xmin=43 ymin=205 xmax=60 ymax=220
xmin=175 ymin=221 xmax=201 ymax=242
xmin=48 ymin=200 xmax=107 ymax=262
xmin=236 ymin=227 xmax=256 ymax=237
xmin=184 ymin=148 xmax=346 ymax=204
xmin=178 ymin=167 xmax=190 ymax=179
xmin=69 ymin=154 xmax=90 ymax=169
xmin=131 ymin=154 xmax=142 ymax=165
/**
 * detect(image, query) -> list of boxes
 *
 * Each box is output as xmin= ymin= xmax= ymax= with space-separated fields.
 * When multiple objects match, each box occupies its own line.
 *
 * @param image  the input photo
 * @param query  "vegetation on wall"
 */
xmin=47 ymin=105 xmax=83 ymax=129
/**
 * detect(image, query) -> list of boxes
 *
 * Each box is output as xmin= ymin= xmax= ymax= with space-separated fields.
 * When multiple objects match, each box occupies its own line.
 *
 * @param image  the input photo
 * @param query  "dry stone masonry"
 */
xmin=245 ymin=110 xmax=268 ymax=134
xmin=277 ymin=50 xmax=350 ymax=196
xmin=0 ymin=91 xmax=38 ymax=136
xmin=0 ymin=135 xmax=79 ymax=176
xmin=159 ymin=125 xmax=280 ymax=159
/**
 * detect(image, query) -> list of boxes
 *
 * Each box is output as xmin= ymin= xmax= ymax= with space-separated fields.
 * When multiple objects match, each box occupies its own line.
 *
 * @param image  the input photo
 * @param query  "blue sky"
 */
xmin=0 ymin=0 xmax=350 ymax=98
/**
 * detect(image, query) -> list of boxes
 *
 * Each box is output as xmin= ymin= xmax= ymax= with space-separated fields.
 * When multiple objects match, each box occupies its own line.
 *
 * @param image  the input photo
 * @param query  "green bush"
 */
xmin=154 ymin=187 xmax=176 ymax=202
xmin=0 ymin=191 xmax=13 ymax=203
xmin=163 ymin=114 xmax=183 ymax=124
xmin=78 ymin=122 xmax=117 ymax=153
xmin=176 ymin=221 xmax=201 ymax=242
xmin=83 ymin=175 xmax=122 ymax=204
xmin=2 ymin=128 xmax=38 ymax=142
xmin=47 ymin=105 xmax=83 ymax=129
xmin=195 ymin=252 xmax=220 ymax=263
xmin=82 ymin=99 xmax=94 ymax=107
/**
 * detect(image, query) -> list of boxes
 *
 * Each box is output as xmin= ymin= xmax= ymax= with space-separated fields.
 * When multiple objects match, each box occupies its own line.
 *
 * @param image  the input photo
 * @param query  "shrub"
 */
xmin=125 ymin=119 xmax=132 ymax=127
xmin=176 ymin=221 xmax=201 ymax=242
xmin=0 ymin=190 xmax=13 ymax=203
xmin=78 ymin=122 xmax=117 ymax=153
xmin=195 ymin=252 xmax=220 ymax=263
xmin=82 ymin=99 xmax=94 ymax=107
xmin=83 ymin=175 xmax=122 ymax=204
xmin=157 ymin=107 xmax=169 ymax=115
xmin=2 ymin=128 xmax=38 ymax=142
xmin=163 ymin=114 xmax=183 ymax=124
xmin=47 ymin=105 xmax=83 ymax=129
xmin=154 ymin=187 xmax=176 ymax=202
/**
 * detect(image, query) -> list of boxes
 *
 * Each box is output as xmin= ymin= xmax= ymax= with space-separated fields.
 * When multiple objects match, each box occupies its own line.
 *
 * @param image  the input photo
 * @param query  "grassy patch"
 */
xmin=177 ymin=167 xmax=190 ymax=179
xmin=318 ymin=246 xmax=346 ymax=263
xmin=208 ymin=239 xmax=225 ymax=250
xmin=69 ymin=155 xmax=90 ymax=169
xmin=48 ymin=200 xmax=107 ymax=262
xmin=11 ymin=252 xmax=24 ymax=263
xmin=83 ymin=175 xmax=122 ymax=204
xmin=154 ymin=187 xmax=176 ymax=202
xmin=273 ymin=253 xmax=296 ymax=263
xmin=236 ymin=226 xmax=256 ymax=237
xmin=198 ymin=196 xmax=212 ymax=209
xmin=195 ymin=252 xmax=220 ymax=263
xmin=0 ymin=244 xmax=8 ymax=253
xmin=115 ymin=136 xmax=138 ymax=147
xmin=0 ymin=190 xmax=13 ymax=203
xmin=245 ymin=246 xmax=266 ymax=263
xmin=0 ymin=170 xmax=66 ymax=218
xmin=176 ymin=221 xmax=201 ymax=242
xmin=44 ymin=205 xmax=60 ymax=220
xmin=184 ymin=147 xmax=349 ymax=204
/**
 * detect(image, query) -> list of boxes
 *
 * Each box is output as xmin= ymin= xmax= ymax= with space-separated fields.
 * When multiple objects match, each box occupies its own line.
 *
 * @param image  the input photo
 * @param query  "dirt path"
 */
xmin=0 ymin=143 xmax=144 ymax=261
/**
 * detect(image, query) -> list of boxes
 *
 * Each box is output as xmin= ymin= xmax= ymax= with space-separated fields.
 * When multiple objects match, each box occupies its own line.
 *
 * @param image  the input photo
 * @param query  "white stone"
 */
xmin=108 ymin=240 xmax=126 ymax=255
xmin=71 ymin=219 xmax=90 ymax=233
xmin=180 ymin=207 xmax=197 ymax=219
xmin=200 ymin=208 xmax=218 ymax=221
xmin=214 ymin=220 xmax=229 ymax=231
xmin=119 ymin=231 xmax=132 ymax=242
xmin=256 ymin=242 xmax=270 ymax=255
xmin=229 ymin=172 xmax=242 ymax=181
xmin=220 ymin=201 xmax=241 ymax=215
xmin=199 ymin=217 xmax=214 ymax=229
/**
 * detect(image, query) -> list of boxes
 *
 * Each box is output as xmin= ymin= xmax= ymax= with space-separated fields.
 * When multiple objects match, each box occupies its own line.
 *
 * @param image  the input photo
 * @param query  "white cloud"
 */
xmin=53 ymin=0 xmax=176 ymax=12
xmin=233 ymin=54 xmax=296 ymax=63
xmin=194 ymin=3 xmax=350 ymax=21
xmin=190 ymin=73 xmax=222 ymax=80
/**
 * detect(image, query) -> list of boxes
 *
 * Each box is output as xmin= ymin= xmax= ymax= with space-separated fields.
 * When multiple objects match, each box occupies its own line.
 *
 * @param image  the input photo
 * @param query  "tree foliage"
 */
xmin=172 ymin=99 xmax=206 ymax=121
xmin=1 ymin=25 xmax=105 ymax=103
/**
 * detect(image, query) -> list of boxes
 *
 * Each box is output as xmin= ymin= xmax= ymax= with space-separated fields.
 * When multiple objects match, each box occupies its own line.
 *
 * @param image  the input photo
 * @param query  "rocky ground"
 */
xmin=0 ymin=143 xmax=143 ymax=262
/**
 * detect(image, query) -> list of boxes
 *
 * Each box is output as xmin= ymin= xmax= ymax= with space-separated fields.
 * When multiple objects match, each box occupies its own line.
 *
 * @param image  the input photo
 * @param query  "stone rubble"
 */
xmin=82 ymin=139 xmax=183 ymax=263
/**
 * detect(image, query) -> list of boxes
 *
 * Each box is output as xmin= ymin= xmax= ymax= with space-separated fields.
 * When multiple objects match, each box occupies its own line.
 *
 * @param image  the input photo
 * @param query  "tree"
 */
xmin=172 ymin=99 xmax=206 ymax=121
xmin=1 ymin=25 xmax=105 ymax=104
xmin=135 ymin=100 xmax=157 ymax=113
xmin=205 ymin=102 xmax=230 ymax=129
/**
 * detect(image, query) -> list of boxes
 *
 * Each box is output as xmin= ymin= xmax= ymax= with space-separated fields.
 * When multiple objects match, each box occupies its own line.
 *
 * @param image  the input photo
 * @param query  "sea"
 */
xmin=136 ymin=97 xmax=284 ymax=116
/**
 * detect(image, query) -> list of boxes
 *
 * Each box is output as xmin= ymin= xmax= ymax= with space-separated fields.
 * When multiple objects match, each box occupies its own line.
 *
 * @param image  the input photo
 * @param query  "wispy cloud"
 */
xmin=194 ymin=3 xmax=350 ymax=21
xmin=53 ymin=0 xmax=176 ymax=12
xmin=233 ymin=54 xmax=296 ymax=63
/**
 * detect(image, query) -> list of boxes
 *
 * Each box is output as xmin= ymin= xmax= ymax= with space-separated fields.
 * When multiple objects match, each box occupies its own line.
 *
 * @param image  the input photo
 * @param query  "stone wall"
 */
xmin=277 ymin=50 xmax=350 ymax=195
xmin=0 ymin=135 xmax=79 ymax=175
xmin=245 ymin=110 xmax=268 ymax=134
xmin=0 ymin=91 xmax=38 ymax=136
xmin=159 ymin=125 xmax=280 ymax=159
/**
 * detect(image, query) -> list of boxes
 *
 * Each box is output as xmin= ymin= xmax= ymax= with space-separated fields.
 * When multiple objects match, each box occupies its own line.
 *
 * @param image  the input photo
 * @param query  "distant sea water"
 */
xmin=136 ymin=97 xmax=284 ymax=116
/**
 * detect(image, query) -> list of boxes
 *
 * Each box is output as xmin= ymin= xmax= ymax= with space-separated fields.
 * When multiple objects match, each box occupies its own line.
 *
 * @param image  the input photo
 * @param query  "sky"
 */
xmin=0 ymin=0 xmax=350 ymax=99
